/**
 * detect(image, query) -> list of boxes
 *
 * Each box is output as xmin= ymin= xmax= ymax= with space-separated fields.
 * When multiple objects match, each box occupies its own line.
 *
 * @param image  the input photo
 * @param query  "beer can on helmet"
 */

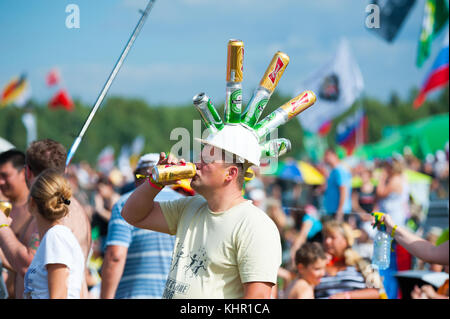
xmin=226 ymin=39 xmax=244 ymax=82
xmin=151 ymin=162 xmax=197 ymax=184
xmin=254 ymin=108 xmax=288 ymax=141
xmin=260 ymin=138 xmax=292 ymax=158
xmin=241 ymin=87 xmax=270 ymax=128
xmin=242 ymin=52 xmax=289 ymax=128
xmin=254 ymin=90 xmax=316 ymax=141
xmin=280 ymin=90 xmax=316 ymax=120
xmin=225 ymin=82 xmax=243 ymax=124
xmin=0 ymin=200 xmax=12 ymax=218
xmin=193 ymin=93 xmax=224 ymax=133
xmin=259 ymin=51 xmax=290 ymax=93
xmin=225 ymin=39 xmax=244 ymax=124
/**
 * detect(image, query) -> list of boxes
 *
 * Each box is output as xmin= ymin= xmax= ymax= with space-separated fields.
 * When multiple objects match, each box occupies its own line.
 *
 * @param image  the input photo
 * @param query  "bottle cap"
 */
xmin=372 ymin=212 xmax=386 ymax=231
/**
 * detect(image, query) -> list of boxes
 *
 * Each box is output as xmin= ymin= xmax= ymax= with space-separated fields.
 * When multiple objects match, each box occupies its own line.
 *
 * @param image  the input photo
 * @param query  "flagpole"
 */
xmin=65 ymin=0 xmax=156 ymax=167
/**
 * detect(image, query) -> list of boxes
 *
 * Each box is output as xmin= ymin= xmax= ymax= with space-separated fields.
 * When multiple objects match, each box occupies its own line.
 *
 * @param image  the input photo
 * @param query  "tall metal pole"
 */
xmin=66 ymin=0 xmax=156 ymax=166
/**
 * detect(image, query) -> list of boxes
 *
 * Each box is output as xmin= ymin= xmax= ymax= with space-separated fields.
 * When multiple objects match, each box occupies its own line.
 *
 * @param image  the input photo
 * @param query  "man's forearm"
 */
xmin=0 ymin=247 xmax=13 ymax=271
xmin=122 ymin=181 xmax=161 ymax=225
xmin=0 ymin=227 xmax=34 ymax=276
xmin=100 ymin=247 xmax=127 ymax=299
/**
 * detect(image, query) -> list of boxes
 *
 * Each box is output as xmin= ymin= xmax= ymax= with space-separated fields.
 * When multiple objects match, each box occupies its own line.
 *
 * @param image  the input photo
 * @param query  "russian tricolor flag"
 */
xmin=414 ymin=29 xmax=449 ymax=108
xmin=336 ymin=109 xmax=368 ymax=155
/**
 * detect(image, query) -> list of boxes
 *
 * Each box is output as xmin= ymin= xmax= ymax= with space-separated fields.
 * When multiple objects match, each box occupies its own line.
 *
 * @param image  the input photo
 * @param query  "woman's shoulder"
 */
xmin=44 ymin=225 xmax=80 ymax=248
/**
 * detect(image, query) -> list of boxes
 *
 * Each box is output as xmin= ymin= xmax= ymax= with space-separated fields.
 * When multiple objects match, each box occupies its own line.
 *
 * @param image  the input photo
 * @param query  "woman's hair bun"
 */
xmin=30 ymin=169 xmax=72 ymax=221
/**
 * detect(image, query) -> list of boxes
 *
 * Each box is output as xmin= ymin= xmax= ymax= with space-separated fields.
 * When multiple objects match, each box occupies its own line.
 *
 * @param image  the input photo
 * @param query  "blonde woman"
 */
xmin=314 ymin=221 xmax=382 ymax=299
xmin=23 ymin=169 xmax=85 ymax=299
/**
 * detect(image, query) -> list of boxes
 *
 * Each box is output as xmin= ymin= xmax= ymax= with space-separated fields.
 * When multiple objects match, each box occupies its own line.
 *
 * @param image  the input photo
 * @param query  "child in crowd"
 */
xmin=24 ymin=169 xmax=85 ymax=299
xmin=287 ymin=242 xmax=328 ymax=299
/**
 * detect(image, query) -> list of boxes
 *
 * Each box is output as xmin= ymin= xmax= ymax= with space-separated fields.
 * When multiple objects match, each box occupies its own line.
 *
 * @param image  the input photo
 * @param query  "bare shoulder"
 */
xmin=62 ymin=197 xmax=92 ymax=257
xmin=289 ymin=279 xmax=314 ymax=299
xmin=11 ymin=203 xmax=33 ymax=238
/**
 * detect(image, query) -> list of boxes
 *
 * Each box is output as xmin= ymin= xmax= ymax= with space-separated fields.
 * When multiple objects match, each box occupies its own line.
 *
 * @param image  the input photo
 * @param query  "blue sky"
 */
xmin=0 ymin=0 xmax=448 ymax=106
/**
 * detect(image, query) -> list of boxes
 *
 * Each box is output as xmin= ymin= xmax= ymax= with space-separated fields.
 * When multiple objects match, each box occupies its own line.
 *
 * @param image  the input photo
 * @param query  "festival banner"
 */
xmin=48 ymin=89 xmax=74 ymax=111
xmin=414 ymin=28 xmax=449 ymax=108
xmin=368 ymin=0 xmax=417 ymax=42
xmin=336 ymin=109 xmax=368 ymax=155
xmin=416 ymin=0 xmax=448 ymax=67
xmin=0 ymin=74 xmax=31 ymax=108
xmin=294 ymin=39 xmax=364 ymax=133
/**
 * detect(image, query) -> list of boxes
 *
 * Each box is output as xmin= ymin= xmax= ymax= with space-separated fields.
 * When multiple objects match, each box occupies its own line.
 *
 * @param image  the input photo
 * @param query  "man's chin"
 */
xmin=0 ymin=189 xmax=11 ymax=198
xmin=190 ymin=179 xmax=204 ymax=193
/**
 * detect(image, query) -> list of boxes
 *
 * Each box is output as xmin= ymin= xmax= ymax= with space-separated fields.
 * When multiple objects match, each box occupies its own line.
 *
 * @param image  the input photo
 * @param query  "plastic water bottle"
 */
xmin=372 ymin=225 xmax=391 ymax=270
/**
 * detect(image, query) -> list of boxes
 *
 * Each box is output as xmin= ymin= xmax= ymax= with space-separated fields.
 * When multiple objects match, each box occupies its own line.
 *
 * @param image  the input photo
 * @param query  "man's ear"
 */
xmin=225 ymin=166 xmax=239 ymax=183
xmin=296 ymin=263 xmax=305 ymax=274
xmin=25 ymin=165 xmax=34 ymax=187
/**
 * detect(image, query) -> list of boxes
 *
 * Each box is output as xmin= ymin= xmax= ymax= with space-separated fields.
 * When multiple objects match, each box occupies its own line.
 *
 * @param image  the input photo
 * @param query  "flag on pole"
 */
xmin=48 ymin=89 xmax=74 ymax=111
xmin=1 ymin=74 xmax=31 ymax=108
xmin=46 ymin=68 xmax=61 ymax=86
xmin=416 ymin=0 xmax=448 ymax=67
xmin=294 ymin=39 xmax=364 ymax=133
xmin=368 ymin=0 xmax=417 ymax=43
xmin=117 ymin=144 xmax=134 ymax=182
xmin=414 ymin=28 xmax=449 ymax=108
xmin=336 ymin=109 xmax=368 ymax=155
xmin=97 ymin=146 xmax=115 ymax=174
xmin=22 ymin=112 xmax=38 ymax=146
xmin=318 ymin=120 xmax=332 ymax=137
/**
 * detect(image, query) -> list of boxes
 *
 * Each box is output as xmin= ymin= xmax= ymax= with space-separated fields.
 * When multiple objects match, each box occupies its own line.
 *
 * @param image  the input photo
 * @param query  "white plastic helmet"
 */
xmin=195 ymin=124 xmax=261 ymax=166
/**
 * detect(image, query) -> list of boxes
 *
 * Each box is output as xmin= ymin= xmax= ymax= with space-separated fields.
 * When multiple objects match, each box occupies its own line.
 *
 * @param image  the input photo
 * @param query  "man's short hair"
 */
xmin=295 ymin=242 xmax=327 ymax=267
xmin=26 ymin=139 xmax=67 ymax=175
xmin=0 ymin=149 xmax=26 ymax=171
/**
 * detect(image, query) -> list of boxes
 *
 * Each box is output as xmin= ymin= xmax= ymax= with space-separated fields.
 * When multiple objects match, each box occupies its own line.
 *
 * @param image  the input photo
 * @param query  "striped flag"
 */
xmin=0 ymin=74 xmax=31 ymax=108
xmin=416 ymin=0 xmax=448 ymax=67
xmin=414 ymin=28 xmax=449 ymax=108
xmin=336 ymin=109 xmax=368 ymax=155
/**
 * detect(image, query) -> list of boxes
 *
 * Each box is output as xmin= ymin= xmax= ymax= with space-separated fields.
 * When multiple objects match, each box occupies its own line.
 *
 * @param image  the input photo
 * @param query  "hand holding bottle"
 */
xmin=371 ymin=212 xmax=395 ymax=236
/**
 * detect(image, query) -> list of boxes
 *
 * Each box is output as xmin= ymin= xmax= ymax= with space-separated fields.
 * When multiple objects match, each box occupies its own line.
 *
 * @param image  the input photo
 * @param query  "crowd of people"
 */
xmin=0 ymin=138 xmax=448 ymax=299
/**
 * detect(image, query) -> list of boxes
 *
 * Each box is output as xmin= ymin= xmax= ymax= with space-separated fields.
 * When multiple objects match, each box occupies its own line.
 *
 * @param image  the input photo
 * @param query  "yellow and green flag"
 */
xmin=417 ymin=0 xmax=448 ymax=67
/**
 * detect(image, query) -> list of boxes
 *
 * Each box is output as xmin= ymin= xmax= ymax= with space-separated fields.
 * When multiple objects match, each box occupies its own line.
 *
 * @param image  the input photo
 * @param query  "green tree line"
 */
xmin=0 ymin=86 xmax=448 ymax=166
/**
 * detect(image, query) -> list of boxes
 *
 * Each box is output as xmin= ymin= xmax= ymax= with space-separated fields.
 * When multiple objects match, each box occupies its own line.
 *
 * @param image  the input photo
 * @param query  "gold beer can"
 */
xmin=226 ymin=39 xmax=244 ymax=82
xmin=152 ymin=163 xmax=197 ymax=184
xmin=280 ymin=90 xmax=316 ymax=120
xmin=0 ymin=200 xmax=12 ymax=218
xmin=259 ymin=51 xmax=290 ymax=93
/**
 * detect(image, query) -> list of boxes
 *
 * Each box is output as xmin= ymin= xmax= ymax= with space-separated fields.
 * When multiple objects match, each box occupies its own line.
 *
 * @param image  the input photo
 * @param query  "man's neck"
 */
xmin=203 ymin=188 xmax=246 ymax=213
xmin=11 ymin=189 xmax=29 ymax=206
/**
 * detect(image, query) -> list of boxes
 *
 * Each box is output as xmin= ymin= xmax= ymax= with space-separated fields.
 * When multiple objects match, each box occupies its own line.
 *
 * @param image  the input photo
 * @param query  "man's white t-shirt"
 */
xmin=24 ymin=225 xmax=85 ymax=299
xmin=159 ymin=195 xmax=282 ymax=299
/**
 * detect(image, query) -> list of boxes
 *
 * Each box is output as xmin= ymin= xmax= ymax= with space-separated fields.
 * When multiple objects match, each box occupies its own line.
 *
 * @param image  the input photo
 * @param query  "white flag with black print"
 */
xmin=294 ymin=38 xmax=364 ymax=133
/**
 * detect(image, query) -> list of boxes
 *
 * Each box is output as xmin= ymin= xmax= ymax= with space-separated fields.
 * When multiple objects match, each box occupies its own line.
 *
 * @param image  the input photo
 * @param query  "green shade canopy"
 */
xmin=354 ymin=113 xmax=449 ymax=160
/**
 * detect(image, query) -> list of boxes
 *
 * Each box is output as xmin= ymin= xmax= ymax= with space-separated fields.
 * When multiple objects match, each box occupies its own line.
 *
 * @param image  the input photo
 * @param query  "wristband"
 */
xmin=391 ymin=225 xmax=398 ymax=238
xmin=390 ymin=225 xmax=398 ymax=252
xmin=0 ymin=224 xmax=9 ymax=229
xmin=148 ymin=177 xmax=163 ymax=190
